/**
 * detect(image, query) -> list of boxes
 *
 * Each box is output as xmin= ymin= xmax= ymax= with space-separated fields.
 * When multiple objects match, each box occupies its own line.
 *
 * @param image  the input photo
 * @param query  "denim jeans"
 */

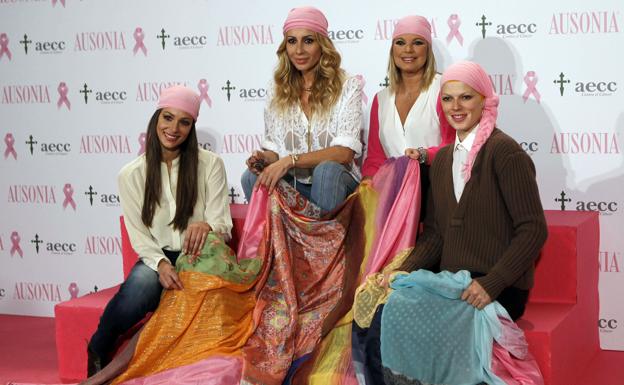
xmin=241 ymin=160 xmax=359 ymax=213
xmin=88 ymin=251 xmax=179 ymax=361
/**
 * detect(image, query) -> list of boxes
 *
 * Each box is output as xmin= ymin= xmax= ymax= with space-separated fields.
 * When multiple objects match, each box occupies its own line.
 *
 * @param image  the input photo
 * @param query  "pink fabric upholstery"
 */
xmin=518 ymin=210 xmax=600 ymax=385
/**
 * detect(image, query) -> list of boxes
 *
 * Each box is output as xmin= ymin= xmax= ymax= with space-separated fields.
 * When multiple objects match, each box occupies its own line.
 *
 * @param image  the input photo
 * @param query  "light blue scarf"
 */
xmin=381 ymin=270 xmax=511 ymax=385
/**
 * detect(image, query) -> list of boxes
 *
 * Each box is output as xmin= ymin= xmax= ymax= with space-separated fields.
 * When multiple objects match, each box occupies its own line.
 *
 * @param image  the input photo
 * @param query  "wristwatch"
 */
xmin=417 ymin=147 xmax=427 ymax=164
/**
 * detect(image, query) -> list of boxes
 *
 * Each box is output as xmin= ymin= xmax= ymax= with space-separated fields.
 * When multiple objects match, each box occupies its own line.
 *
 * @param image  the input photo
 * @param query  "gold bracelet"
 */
xmin=290 ymin=153 xmax=299 ymax=167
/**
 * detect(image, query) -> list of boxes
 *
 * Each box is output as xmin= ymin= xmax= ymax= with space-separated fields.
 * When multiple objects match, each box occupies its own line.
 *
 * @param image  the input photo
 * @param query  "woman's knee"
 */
xmin=119 ymin=263 xmax=161 ymax=301
xmin=312 ymin=161 xmax=347 ymax=185
xmin=314 ymin=160 xmax=344 ymax=174
xmin=241 ymin=169 xmax=257 ymax=201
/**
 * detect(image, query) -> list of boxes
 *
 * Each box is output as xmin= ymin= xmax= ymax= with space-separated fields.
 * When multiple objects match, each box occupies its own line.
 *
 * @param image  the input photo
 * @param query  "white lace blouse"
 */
xmin=261 ymin=75 xmax=363 ymax=183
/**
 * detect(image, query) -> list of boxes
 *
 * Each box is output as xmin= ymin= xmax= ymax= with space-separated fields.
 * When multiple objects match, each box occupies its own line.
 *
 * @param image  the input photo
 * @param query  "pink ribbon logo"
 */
xmin=355 ymin=74 xmax=368 ymax=105
xmin=51 ymin=0 xmax=66 ymax=7
xmin=133 ymin=27 xmax=147 ymax=56
xmin=4 ymin=133 xmax=17 ymax=160
xmin=10 ymin=231 xmax=23 ymax=258
xmin=138 ymin=133 xmax=146 ymax=155
xmin=0 ymin=33 xmax=12 ymax=61
xmin=197 ymin=79 xmax=212 ymax=108
xmin=68 ymin=282 xmax=79 ymax=299
xmin=522 ymin=71 xmax=541 ymax=104
xmin=446 ymin=14 xmax=464 ymax=46
xmin=62 ymin=183 xmax=76 ymax=210
xmin=57 ymin=82 xmax=71 ymax=110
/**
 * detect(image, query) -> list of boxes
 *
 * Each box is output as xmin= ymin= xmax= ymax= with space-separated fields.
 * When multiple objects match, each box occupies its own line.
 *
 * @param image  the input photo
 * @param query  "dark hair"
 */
xmin=141 ymin=109 xmax=199 ymax=231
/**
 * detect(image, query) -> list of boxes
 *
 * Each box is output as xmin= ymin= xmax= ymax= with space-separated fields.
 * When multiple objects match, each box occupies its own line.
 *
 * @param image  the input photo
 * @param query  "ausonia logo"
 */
xmin=136 ymin=81 xmax=188 ymax=102
xmin=549 ymin=11 xmax=620 ymax=35
xmin=216 ymin=25 xmax=274 ymax=46
xmin=550 ymin=132 xmax=620 ymax=154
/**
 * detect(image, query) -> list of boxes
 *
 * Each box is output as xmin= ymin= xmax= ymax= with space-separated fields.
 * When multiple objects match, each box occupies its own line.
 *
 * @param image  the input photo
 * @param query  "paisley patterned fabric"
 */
xmin=113 ymin=181 xmax=365 ymax=385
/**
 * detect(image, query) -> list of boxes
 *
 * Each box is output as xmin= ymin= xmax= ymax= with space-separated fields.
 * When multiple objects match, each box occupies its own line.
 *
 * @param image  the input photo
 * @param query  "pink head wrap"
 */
xmin=157 ymin=85 xmax=201 ymax=121
xmin=441 ymin=60 xmax=499 ymax=182
xmin=392 ymin=15 xmax=432 ymax=44
xmin=283 ymin=6 xmax=329 ymax=37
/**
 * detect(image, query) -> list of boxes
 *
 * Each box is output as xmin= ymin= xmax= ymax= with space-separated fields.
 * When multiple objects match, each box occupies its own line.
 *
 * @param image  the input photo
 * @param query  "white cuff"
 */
xmin=261 ymin=140 xmax=280 ymax=155
xmin=330 ymin=135 xmax=362 ymax=157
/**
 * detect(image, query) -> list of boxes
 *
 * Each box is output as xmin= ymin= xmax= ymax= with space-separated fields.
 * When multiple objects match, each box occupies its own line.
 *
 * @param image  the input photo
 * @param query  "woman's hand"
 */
xmin=404 ymin=148 xmax=421 ymax=161
xmin=157 ymin=260 xmax=183 ymax=290
xmin=246 ymin=150 xmax=273 ymax=175
xmin=183 ymin=221 xmax=211 ymax=258
xmin=461 ymin=280 xmax=492 ymax=310
xmin=255 ymin=156 xmax=292 ymax=193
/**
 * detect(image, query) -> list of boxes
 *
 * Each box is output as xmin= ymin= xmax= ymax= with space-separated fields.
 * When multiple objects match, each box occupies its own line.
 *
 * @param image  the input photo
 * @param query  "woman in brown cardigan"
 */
xmin=399 ymin=60 xmax=548 ymax=320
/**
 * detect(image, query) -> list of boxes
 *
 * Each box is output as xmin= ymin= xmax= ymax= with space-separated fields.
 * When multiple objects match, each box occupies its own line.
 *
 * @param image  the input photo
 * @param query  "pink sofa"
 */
xmin=54 ymin=204 xmax=248 ymax=382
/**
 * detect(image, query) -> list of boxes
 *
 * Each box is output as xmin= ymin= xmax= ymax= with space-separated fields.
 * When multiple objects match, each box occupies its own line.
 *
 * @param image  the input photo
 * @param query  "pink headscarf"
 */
xmin=392 ymin=15 xmax=432 ymax=44
xmin=282 ymin=6 xmax=329 ymax=37
xmin=441 ymin=61 xmax=499 ymax=182
xmin=157 ymin=85 xmax=201 ymax=121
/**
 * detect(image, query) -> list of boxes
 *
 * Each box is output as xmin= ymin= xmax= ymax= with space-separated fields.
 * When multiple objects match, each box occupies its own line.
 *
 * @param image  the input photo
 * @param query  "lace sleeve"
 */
xmin=261 ymin=84 xmax=280 ymax=154
xmin=330 ymin=76 xmax=363 ymax=156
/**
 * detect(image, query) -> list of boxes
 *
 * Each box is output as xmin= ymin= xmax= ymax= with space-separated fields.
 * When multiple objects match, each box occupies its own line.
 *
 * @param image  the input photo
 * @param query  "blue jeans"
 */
xmin=241 ymin=161 xmax=359 ymax=213
xmin=88 ymin=252 xmax=179 ymax=361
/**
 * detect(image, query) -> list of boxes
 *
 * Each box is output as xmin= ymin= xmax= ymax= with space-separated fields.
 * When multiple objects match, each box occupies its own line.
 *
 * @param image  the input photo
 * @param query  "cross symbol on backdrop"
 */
xmin=80 ymin=83 xmax=92 ymax=104
xmin=20 ymin=34 xmax=32 ymax=54
xmin=554 ymin=190 xmax=572 ymax=211
xmin=157 ymin=28 xmax=170 ymax=50
xmin=553 ymin=73 xmax=570 ymax=96
xmin=222 ymin=80 xmax=236 ymax=102
xmin=229 ymin=187 xmax=240 ymax=204
xmin=476 ymin=15 xmax=492 ymax=39
xmin=31 ymin=234 xmax=43 ymax=253
xmin=25 ymin=135 xmax=37 ymax=155
xmin=85 ymin=185 xmax=98 ymax=206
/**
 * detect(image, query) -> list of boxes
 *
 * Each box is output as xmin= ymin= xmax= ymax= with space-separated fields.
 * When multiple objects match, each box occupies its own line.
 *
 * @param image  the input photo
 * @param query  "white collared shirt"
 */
xmin=452 ymin=125 xmax=479 ymax=202
xmin=118 ymin=149 xmax=233 ymax=271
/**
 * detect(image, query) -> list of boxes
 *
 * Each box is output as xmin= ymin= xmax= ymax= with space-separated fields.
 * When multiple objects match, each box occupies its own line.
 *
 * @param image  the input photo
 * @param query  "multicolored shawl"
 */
xmin=241 ymin=181 xmax=366 ymax=385
xmin=111 ymin=232 xmax=263 ymax=385
xmin=290 ymin=157 xmax=422 ymax=384
xmin=113 ymin=178 xmax=367 ymax=385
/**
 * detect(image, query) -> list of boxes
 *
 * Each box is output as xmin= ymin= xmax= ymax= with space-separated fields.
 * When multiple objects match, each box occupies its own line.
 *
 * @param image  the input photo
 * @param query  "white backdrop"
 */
xmin=0 ymin=0 xmax=622 ymax=351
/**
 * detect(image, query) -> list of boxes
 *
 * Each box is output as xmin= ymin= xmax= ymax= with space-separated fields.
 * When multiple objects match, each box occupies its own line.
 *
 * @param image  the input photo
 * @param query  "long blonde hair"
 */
xmin=271 ymin=32 xmax=345 ymax=117
xmin=387 ymin=41 xmax=437 ymax=93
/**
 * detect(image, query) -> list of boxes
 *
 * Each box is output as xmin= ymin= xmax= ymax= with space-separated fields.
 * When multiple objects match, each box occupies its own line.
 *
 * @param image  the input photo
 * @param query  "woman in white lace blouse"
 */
xmin=241 ymin=6 xmax=363 ymax=213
